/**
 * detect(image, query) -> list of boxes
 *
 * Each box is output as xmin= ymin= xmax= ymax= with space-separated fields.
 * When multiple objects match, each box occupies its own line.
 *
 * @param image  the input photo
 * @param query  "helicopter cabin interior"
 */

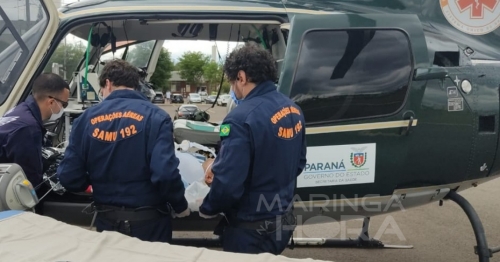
xmin=41 ymin=18 xmax=288 ymax=146
xmin=69 ymin=19 xmax=286 ymax=99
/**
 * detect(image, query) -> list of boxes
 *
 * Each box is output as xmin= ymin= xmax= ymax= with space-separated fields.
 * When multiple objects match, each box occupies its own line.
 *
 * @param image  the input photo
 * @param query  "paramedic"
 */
xmin=198 ymin=43 xmax=307 ymax=255
xmin=0 ymin=73 xmax=69 ymax=205
xmin=57 ymin=59 xmax=189 ymax=243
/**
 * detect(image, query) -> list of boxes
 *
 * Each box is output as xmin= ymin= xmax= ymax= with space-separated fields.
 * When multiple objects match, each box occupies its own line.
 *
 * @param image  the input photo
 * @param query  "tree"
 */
xmin=149 ymin=47 xmax=174 ymax=91
xmin=203 ymin=61 xmax=223 ymax=94
xmin=177 ymin=51 xmax=210 ymax=87
xmin=220 ymin=81 xmax=231 ymax=94
xmin=43 ymin=42 xmax=86 ymax=80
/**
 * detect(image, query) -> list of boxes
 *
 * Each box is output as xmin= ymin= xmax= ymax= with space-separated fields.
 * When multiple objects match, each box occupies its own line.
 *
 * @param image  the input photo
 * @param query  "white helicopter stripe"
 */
xmin=306 ymin=119 xmax=418 ymax=134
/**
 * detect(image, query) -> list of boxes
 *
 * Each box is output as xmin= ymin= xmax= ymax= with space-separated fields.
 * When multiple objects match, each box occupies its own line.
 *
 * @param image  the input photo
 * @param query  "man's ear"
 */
xmin=47 ymin=96 xmax=55 ymax=106
xmin=105 ymin=79 xmax=114 ymax=92
xmin=237 ymin=70 xmax=246 ymax=84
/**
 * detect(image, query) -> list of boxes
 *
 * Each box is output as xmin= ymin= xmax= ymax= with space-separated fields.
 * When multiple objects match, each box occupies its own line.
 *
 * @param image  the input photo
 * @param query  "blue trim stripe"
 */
xmin=0 ymin=210 xmax=24 ymax=220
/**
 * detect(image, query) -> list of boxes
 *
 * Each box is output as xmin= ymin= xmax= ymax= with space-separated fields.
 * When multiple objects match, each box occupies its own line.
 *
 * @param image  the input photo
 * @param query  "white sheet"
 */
xmin=0 ymin=211 xmax=333 ymax=262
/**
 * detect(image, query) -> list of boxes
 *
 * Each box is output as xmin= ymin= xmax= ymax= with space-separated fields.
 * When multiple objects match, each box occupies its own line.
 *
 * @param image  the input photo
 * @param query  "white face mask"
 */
xmin=49 ymin=101 xmax=64 ymax=121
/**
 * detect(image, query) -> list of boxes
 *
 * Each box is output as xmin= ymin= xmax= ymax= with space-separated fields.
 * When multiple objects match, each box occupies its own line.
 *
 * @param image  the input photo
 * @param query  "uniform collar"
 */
xmin=104 ymin=89 xmax=149 ymax=101
xmin=25 ymin=96 xmax=44 ymax=128
xmin=244 ymin=81 xmax=277 ymax=100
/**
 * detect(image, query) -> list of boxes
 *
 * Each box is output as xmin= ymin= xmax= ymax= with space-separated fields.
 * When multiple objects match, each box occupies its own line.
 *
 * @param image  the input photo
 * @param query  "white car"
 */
xmin=217 ymin=94 xmax=231 ymax=106
xmin=188 ymin=93 xmax=202 ymax=103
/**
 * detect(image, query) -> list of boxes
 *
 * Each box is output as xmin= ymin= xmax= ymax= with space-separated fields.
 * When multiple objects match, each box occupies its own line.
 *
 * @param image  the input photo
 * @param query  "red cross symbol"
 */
xmin=456 ymin=0 xmax=499 ymax=18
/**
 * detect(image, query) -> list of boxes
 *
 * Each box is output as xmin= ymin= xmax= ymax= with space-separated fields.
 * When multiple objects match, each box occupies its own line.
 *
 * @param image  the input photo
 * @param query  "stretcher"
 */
xmin=173 ymin=119 xmax=221 ymax=147
xmin=0 ymin=210 xmax=332 ymax=262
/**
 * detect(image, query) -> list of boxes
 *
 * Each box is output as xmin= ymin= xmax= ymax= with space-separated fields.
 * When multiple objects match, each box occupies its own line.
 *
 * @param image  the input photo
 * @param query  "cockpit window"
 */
xmin=125 ymin=40 xmax=155 ymax=68
xmin=290 ymin=29 xmax=413 ymax=123
xmin=97 ymin=40 xmax=156 ymax=74
xmin=0 ymin=0 xmax=48 ymax=105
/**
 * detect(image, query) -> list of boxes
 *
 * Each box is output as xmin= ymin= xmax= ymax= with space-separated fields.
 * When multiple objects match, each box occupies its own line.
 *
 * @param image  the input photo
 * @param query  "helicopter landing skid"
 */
xmin=290 ymin=217 xmax=413 ymax=249
xmin=170 ymin=217 xmax=414 ymax=250
xmin=444 ymin=190 xmax=498 ymax=262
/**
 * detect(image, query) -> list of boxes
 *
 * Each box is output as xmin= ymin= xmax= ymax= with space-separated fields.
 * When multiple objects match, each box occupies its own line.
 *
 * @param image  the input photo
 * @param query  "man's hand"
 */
xmin=174 ymin=208 xmax=191 ymax=218
xmin=202 ymin=158 xmax=215 ymax=186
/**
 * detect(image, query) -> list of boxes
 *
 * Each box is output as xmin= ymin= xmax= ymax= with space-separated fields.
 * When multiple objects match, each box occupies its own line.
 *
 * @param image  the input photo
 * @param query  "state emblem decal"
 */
xmin=350 ymin=147 xmax=367 ymax=168
xmin=440 ymin=0 xmax=500 ymax=35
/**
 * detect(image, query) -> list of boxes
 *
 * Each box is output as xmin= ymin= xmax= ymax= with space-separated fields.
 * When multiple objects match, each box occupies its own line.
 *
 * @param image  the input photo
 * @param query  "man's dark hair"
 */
xmin=99 ymin=59 xmax=140 ymax=90
xmin=32 ymin=73 xmax=69 ymax=100
xmin=223 ymin=43 xmax=277 ymax=84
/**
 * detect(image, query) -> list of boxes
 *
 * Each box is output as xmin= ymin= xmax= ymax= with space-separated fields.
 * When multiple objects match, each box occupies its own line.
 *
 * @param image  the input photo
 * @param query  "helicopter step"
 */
xmin=171 ymin=217 xmax=414 ymax=250
xmin=289 ymin=217 xmax=413 ymax=249
xmin=444 ymin=190 xmax=498 ymax=262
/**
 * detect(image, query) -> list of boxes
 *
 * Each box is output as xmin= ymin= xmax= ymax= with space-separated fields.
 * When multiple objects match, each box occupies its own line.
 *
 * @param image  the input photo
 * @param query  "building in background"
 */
xmin=211 ymin=45 xmax=217 ymax=62
xmin=169 ymin=71 xmax=208 ymax=97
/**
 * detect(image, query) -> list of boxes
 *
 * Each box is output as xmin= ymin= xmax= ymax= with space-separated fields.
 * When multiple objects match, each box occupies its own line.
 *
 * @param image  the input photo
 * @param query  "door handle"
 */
xmin=405 ymin=116 xmax=414 ymax=136
xmin=400 ymin=111 xmax=415 ymax=136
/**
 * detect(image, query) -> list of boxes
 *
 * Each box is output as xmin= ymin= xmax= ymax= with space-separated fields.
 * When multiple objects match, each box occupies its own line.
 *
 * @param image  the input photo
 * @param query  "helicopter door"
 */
xmin=142 ymin=40 xmax=165 ymax=82
xmin=278 ymin=13 xmax=428 ymax=198
xmin=0 ymin=0 xmax=60 ymax=113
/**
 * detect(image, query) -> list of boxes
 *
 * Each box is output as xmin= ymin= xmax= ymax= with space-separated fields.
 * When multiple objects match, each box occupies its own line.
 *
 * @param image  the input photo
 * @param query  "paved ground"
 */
xmin=278 ymin=178 xmax=500 ymax=262
xmin=110 ymin=102 xmax=500 ymax=262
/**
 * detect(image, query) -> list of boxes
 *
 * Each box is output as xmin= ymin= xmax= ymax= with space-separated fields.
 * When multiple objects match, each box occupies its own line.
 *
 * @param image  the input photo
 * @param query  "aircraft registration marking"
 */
xmin=297 ymin=143 xmax=376 ymax=188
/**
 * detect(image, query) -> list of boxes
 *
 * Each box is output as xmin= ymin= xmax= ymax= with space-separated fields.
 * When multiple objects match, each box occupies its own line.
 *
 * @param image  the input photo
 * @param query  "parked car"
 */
xmin=205 ymin=95 xmax=217 ymax=104
xmin=217 ymin=94 xmax=231 ymax=106
xmin=188 ymin=93 xmax=202 ymax=103
xmin=153 ymin=91 xmax=165 ymax=104
xmin=171 ymin=93 xmax=184 ymax=104
xmin=174 ymin=105 xmax=200 ymax=120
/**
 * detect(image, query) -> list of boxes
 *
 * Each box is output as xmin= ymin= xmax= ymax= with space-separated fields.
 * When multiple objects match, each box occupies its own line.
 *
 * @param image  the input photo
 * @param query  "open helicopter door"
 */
xmin=143 ymin=40 xmax=165 ymax=82
xmin=0 ymin=0 xmax=60 ymax=113
xmin=278 ymin=13 xmax=431 ymax=212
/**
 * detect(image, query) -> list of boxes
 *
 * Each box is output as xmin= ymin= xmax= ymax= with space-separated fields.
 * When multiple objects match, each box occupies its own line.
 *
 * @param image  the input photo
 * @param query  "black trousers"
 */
xmin=95 ymin=215 xmax=173 ymax=243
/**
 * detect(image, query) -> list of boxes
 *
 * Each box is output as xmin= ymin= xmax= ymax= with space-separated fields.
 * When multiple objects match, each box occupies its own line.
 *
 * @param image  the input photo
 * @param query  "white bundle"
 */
xmin=175 ymin=140 xmax=214 ymax=211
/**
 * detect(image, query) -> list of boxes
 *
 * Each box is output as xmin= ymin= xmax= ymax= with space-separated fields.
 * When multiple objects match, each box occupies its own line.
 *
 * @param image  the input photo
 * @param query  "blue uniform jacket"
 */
xmin=199 ymin=81 xmax=307 ymax=221
xmin=57 ymin=90 xmax=188 ymax=213
xmin=0 ymin=96 xmax=45 ymax=186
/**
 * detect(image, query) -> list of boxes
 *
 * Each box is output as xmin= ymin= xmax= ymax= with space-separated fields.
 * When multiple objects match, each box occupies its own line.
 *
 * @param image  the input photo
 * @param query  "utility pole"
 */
xmin=25 ymin=0 xmax=30 ymax=32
